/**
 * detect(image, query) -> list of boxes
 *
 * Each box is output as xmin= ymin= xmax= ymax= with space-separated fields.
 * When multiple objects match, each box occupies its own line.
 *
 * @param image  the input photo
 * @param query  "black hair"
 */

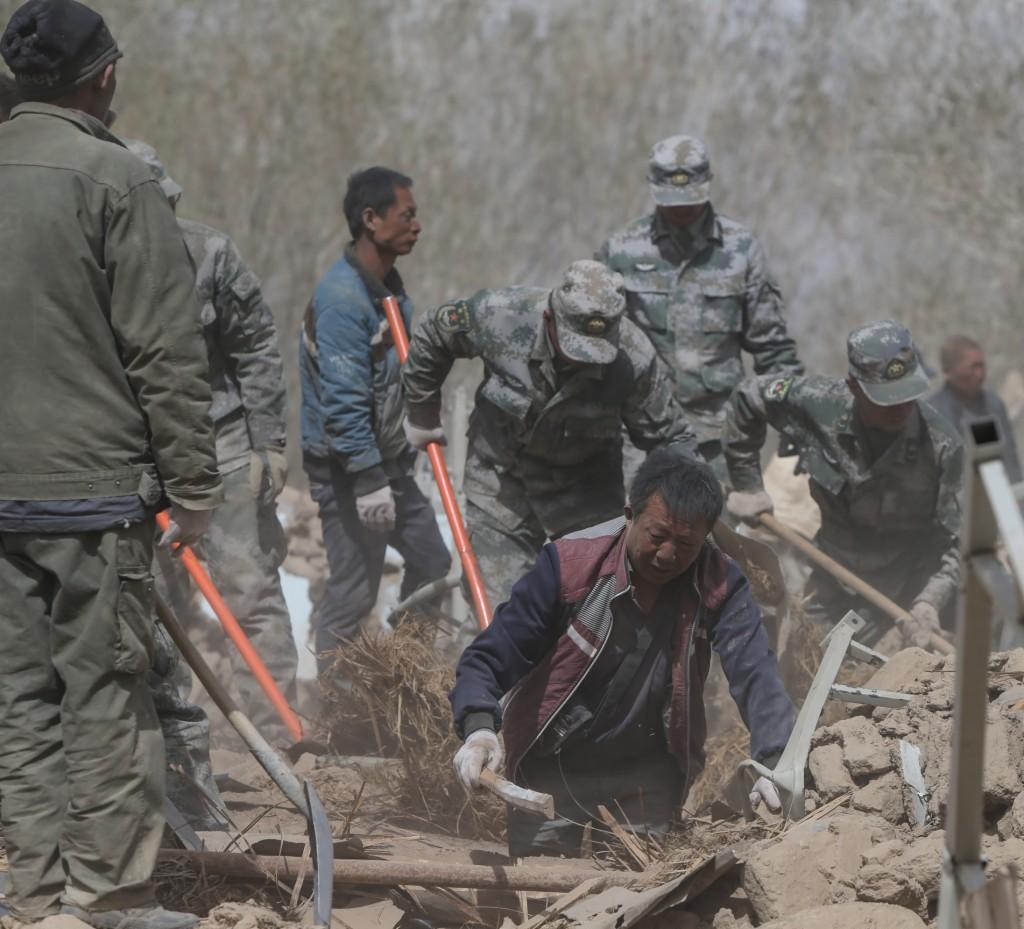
xmin=343 ymin=166 xmax=413 ymax=240
xmin=628 ymin=448 xmax=723 ymax=527
xmin=0 ymin=73 xmax=21 ymax=120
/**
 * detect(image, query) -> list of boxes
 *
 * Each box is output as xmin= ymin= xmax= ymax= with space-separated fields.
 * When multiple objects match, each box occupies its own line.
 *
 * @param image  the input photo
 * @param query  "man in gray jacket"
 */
xmin=0 ymin=2 xmax=221 ymax=927
xmin=928 ymin=335 xmax=1022 ymax=485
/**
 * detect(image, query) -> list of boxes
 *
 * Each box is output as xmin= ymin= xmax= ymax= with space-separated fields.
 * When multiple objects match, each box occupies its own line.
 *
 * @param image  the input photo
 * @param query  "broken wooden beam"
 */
xmin=160 ymin=850 xmax=637 ymax=893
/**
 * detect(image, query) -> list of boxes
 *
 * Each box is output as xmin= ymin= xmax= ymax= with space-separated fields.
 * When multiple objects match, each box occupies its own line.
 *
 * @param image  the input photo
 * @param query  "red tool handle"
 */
xmin=382 ymin=296 xmax=492 ymax=629
xmin=156 ymin=510 xmax=304 ymax=740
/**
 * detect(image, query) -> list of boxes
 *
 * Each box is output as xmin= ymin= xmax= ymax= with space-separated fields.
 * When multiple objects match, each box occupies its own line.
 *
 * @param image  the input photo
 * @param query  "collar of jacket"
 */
xmin=343 ymin=242 xmax=406 ymax=308
xmin=10 ymin=101 xmax=123 ymax=146
xmin=935 ymin=380 xmax=989 ymax=416
xmin=837 ymin=400 xmax=926 ymax=465
xmin=651 ymin=203 xmax=723 ymax=252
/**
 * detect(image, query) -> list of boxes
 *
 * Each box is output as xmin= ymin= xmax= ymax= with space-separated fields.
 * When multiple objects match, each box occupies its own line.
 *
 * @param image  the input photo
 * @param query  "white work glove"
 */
xmin=160 ymin=505 xmax=211 ymax=549
xmin=249 ymin=447 xmax=289 ymax=505
xmin=355 ymin=484 xmax=396 ymax=532
xmin=453 ymin=729 xmax=504 ymax=789
xmin=749 ymin=776 xmax=782 ymax=813
xmin=726 ymin=488 xmax=775 ymax=525
xmin=902 ymin=601 xmax=942 ymax=649
xmin=403 ymin=417 xmax=447 ymax=451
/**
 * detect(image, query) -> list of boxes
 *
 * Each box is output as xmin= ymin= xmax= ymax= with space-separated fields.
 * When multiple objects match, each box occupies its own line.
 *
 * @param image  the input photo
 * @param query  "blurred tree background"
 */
xmin=3 ymin=0 xmax=1022 ymax=462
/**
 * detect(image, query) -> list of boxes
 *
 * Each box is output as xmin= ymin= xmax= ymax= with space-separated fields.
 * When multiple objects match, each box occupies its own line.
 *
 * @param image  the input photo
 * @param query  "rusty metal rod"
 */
xmin=758 ymin=512 xmax=954 ymax=655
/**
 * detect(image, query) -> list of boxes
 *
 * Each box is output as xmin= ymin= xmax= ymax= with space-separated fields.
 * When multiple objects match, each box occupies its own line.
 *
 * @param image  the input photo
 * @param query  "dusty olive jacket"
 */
xmin=0 ymin=103 xmax=221 ymax=514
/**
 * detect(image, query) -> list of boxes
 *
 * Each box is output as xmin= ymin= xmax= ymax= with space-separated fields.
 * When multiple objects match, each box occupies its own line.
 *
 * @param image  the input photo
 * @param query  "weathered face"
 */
xmin=624 ymin=493 xmax=709 ymax=586
xmin=848 ymin=377 xmax=917 ymax=433
xmin=365 ymin=185 xmax=421 ymax=256
xmin=946 ymin=347 xmax=986 ymax=399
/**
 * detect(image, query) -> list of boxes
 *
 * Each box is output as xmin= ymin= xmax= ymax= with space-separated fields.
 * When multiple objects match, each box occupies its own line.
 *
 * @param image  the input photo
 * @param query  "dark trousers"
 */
xmin=308 ymin=461 xmax=451 ymax=673
xmin=0 ymin=522 xmax=164 ymax=917
xmin=508 ymin=753 xmax=683 ymax=858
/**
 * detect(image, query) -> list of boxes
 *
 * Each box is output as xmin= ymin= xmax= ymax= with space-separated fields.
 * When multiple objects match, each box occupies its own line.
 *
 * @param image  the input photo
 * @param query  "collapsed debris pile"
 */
xmin=701 ymin=646 xmax=1024 ymax=927
xmin=136 ymin=640 xmax=1024 ymax=929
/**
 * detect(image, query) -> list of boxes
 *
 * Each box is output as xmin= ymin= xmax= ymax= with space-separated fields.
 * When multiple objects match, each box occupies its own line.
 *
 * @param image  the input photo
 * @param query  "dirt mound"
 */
xmin=721 ymin=646 xmax=1024 ymax=926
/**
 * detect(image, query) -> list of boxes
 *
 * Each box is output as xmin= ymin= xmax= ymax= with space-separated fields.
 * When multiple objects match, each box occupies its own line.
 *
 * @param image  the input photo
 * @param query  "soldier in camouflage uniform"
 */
xmin=722 ymin=321 xmax=963 ymax=647
xmin=403 ymin=259 xmax=700 ymax=607
xmin=127 ymin=141 xmax=297 ymax=750
xmin=596 ymin=135 xmax=803 ymax=479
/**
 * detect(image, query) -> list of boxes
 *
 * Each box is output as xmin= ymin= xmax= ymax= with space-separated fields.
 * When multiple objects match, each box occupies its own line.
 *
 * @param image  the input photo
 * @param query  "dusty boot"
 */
xmin=61 ymin=905 xmax=199 ymax=929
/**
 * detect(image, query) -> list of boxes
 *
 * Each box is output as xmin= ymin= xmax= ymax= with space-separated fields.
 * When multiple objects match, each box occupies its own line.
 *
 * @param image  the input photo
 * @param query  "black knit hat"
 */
xmin=1 ymin=0 xmax=121 ymax=102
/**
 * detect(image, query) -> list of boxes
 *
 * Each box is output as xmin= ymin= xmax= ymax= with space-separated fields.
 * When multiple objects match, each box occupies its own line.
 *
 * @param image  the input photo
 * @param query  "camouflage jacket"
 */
xmin=597 ymin=208 xmax=802 ymax=443
xmin=404 ymin=287 xmax=699 ymax=498
xmin=723 ymin=374 xmax=963 ymax=611
xmin=179 ymin=219 xmax=287 ymax=462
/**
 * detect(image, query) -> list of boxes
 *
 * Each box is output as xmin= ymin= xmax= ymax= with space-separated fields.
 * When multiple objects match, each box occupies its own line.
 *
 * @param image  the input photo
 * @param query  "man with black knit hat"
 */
xmin=0 ymin=3 xmax=220 ymax=928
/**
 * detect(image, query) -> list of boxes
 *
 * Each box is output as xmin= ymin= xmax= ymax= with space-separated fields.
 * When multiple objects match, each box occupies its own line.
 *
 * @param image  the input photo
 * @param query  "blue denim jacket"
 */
xmin=300 ymin=249 xmax=413 ymax=490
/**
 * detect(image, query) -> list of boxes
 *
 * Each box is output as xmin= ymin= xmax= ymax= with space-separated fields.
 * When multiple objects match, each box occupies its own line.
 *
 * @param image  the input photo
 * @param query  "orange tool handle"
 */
xmin=156 ymin=510 xmax=304 ymax=740
xmin=382 ymin=296 xmax=492 ymax=629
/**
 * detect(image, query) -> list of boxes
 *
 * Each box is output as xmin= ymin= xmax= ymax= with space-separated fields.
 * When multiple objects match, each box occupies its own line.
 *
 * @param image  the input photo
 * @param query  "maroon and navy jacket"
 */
xmin=451 ymin=517 xmax=795 ymax=792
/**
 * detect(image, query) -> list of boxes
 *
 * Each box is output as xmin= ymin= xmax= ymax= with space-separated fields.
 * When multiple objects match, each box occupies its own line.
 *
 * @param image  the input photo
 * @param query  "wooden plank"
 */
xmin=159 ymin=850 xmax=637 ymax=893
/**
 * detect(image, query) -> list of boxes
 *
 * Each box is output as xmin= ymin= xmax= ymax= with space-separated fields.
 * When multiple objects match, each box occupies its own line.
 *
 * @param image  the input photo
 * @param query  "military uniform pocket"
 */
xmin=697 ymin=278 xmax=745 ymax=392
xmin=624 ymin=275 xmax=672 ymax=333
xmin=114 ymin=532 xmax=156 ymax=675
xmin=700 ymin=279 xmax=744 ymax=333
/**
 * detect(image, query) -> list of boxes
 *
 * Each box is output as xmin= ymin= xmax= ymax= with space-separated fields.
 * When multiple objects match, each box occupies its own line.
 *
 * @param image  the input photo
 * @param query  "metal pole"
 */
xmin=938 ymin=418 xmax=1024 ymax=928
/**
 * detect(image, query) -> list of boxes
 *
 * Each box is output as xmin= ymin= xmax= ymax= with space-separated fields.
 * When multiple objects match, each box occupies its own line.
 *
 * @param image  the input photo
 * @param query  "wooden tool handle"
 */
xmin=758 ymin=513 xmax=954 ymax=656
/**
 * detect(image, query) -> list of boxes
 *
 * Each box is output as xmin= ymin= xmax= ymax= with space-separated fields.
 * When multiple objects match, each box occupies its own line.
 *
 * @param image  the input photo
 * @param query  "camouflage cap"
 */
xmin=647 ymin=135 xmax=713 ymax=207
xmin=123 ymin=138 xmax=183 ymax=202
xmin=549 ymin=259 xmax=626 ymax=365
xmin=847 ymin=320 xmax=930 ymax=406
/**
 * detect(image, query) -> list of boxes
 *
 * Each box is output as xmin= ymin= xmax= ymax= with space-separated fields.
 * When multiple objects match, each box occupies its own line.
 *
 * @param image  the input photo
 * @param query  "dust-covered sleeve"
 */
xmin=723 ymin=374 xmax=804 ymax=492
xmin=315 ymin=286 xmax=381 ymax=476
xmin=106 ymin=180 xmax=222 ymax=510
xmin=622 ymin=333 xmax=700 ymax=458
xmin=213 ymin=238 xmax=287 ymax=450
xmin=712 ymin=560 xmax=795 ymax=764
xmin=740 ymin=236 xmax=803 ymax=377
xmin=403 ymin=299 xmax=479 ymax=430
xmin=913 ymin=437 xmax=963 ymax=612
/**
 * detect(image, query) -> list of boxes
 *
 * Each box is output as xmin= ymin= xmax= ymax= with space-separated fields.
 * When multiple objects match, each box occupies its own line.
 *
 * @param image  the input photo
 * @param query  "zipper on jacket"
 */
xmin=677 ymin=578 xmax=704 ymax=801
xmin=512 ymin=581 xmax=627 ymax=778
